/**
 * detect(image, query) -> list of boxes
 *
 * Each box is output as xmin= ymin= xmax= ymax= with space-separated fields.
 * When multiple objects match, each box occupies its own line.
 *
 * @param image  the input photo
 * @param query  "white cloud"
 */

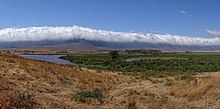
xmin=206 ymin=29 xmax=220 ymax=36
xmin=179 ymin=10 xmax=192 ymax=17
xmin=179 ymin=10 xmax=188 ymax=15
xmin=0 ymin=26 xmax=220 ymax=46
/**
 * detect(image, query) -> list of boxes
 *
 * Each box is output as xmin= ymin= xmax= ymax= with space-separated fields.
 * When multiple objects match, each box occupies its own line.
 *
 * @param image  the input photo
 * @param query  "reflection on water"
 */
xmin=19 ymin=54 xmax=73 ymax=65
xmin=125 ymin=58 xmax=142 ymax=62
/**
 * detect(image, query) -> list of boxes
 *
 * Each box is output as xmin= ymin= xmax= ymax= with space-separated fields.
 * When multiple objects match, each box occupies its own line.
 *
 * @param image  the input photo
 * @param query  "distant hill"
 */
xmin=1 ymin=39 xmax=220 ymax=51
xmin=1 ymin=26 xmax=220 ymax=51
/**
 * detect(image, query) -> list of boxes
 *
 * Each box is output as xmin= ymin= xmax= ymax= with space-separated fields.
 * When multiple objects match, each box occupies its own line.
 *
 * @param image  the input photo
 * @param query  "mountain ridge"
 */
xmin=1 ymin=39 xmax=220 ymax=51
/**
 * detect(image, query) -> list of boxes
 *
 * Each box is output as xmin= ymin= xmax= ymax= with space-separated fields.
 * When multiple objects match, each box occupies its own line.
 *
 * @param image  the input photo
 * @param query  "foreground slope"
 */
xmin=0 ymin=54 xmax=220 ymax=109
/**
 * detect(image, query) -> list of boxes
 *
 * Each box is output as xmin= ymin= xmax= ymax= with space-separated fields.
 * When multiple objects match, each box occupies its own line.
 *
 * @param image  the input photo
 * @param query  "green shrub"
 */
xmin=74 ymin=89 xmax=104 ymax=103
xmin=109 ymin=50 xmax=120 ymax=60
xmin=61 ymin=53 xmax=220 ymax=77
xmin=180 ymin=75 xmax=195 ymax=81
xmin=9 ymin=91 xmax=37 ymax=109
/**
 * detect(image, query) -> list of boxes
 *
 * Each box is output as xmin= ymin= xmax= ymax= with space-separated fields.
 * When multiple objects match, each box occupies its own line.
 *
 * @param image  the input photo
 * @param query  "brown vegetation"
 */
xmin=0 ymin=54 xmax=220 ymax=109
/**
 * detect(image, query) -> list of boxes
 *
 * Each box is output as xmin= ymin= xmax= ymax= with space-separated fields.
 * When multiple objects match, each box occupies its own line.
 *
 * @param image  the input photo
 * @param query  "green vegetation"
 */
xmin=125 ymin=49 xmax=161 ymax=55
xmin=109 ymin=50 xmax=120 ymax=60
xmin=60 ymin=52 xmax=220 ymax=77
xmin=73 ymin=89 xmax=104 ymax=103
xmin=9 ymin=91 xmax=37 ymax=109
xmin=180 ymin=75 xmax=196 ymax=81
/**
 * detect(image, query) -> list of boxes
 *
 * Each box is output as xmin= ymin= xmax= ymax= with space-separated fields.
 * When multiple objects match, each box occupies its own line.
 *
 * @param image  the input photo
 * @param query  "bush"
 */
xmin=9 ymin=91 xmax=37 ymax=109
xmin=180 ymin=75 xmax=195 ymax=81
xmin=128 ymin=100 xmax=138 ymax=109
xmin=164 ymin=80 xmax=174 ymax=86
xmin=61 ymin=53 xmax=220 ymax=77
xmin=109 ymin=51 xmax=119 ymax=60
xmin=74 ymin=89 xmax=104 ymax=103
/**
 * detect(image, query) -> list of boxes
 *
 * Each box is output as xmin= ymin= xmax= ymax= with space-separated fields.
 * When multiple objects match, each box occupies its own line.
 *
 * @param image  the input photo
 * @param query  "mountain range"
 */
xmin=0 ymin=26 xmax=220 ymax=51
xmin=1 ymin=39 xmax=220 ymax=51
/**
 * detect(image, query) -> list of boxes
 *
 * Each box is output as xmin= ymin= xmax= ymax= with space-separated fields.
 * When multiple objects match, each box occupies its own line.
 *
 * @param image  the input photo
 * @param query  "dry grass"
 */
xmin=0 ymin=54 xmax=128 ymax=108
xmin=169 ymin=73 xmax=220 ymax=108
xmin=1 ymin=54 xmax=220 ymax=109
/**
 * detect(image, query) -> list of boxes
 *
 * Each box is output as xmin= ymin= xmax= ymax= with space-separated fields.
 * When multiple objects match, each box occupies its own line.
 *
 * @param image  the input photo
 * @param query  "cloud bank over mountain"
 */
xmin=0 ymin=26 xmax=220 ymax=46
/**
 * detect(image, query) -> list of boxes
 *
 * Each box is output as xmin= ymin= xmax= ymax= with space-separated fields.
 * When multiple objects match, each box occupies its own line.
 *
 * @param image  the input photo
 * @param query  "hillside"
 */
xmin=0 ymin=54 xmax=220 ymax=109
xmin=2 ymin=39 xmax=220 ymax=51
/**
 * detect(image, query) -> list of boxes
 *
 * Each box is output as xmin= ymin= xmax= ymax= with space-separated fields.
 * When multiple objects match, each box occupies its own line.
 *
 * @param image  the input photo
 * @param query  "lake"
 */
xmin=19 ymin=54 xmax=73 ymax=65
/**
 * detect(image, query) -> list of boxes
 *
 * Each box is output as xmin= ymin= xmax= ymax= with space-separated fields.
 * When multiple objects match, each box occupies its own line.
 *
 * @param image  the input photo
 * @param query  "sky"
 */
xmin=0 ymin=0 xmax=220 ymax=45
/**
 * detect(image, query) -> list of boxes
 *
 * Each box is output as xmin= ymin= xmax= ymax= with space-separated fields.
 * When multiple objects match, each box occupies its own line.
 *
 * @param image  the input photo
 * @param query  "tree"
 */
xmin=109 ymin=50 xmax=119 ymax=60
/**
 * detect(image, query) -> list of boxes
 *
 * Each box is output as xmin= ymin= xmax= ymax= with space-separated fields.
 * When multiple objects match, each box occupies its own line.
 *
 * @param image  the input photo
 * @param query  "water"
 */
xmin=19 ymin=54 xmax=73 ymax=65
xmin=125 ymin=58 xmax=142 ymax=62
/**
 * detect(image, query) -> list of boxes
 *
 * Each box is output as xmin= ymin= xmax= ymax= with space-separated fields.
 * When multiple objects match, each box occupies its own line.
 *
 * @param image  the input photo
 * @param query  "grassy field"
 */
xmin=1 ymin=54 xmax=220 ymax=108
xmin=60 ymin=52 xmax=220 ymax=77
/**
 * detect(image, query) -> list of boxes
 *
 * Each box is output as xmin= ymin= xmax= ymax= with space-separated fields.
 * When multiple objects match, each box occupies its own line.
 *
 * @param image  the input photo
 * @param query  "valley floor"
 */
xmin=0 ymin=54 xmax=220 ymax=109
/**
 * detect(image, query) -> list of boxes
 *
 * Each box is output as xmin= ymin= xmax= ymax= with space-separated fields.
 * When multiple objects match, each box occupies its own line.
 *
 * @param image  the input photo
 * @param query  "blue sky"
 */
xmin=0 ymin=0 xmax=220 ymax=37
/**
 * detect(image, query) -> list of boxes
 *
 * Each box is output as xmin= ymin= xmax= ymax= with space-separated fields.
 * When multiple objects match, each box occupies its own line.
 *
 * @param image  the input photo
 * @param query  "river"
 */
xmin=18 ymin=54 xmax=73 ymax=65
